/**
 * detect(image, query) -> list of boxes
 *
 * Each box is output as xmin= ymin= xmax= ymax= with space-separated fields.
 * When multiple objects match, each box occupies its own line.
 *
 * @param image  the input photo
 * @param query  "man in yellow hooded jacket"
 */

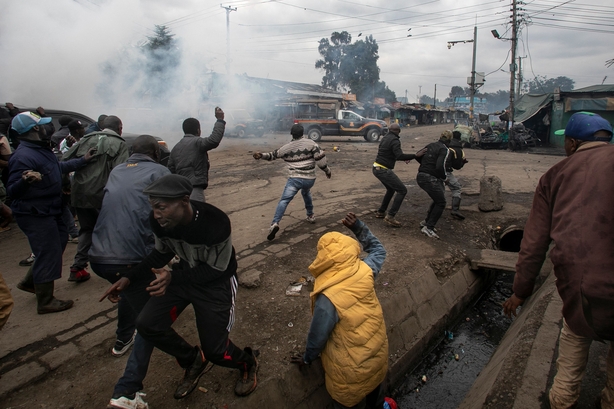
xmin=293 ymin=212 xmax=388 ymax=408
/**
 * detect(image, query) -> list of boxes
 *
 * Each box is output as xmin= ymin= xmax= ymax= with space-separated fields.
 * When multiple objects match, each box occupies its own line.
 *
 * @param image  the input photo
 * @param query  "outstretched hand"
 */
xmin=415 ymin=147 xmax=427 ymax=158
xmin=342 ymin=212 xmax=358 ymax=229
xmin=100 ymin=277 xmax=130 ymax=303
xmin=253 ymin=152 xmax=262 ymax=160
xmin=147 ymin=268 xmax=171 ymax=297
xmin=502 ymin=294 xmax=525 ymax=318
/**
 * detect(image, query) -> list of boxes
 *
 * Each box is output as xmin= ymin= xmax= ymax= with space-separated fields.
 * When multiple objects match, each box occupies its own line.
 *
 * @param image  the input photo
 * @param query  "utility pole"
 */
xmin=418 ymin=85 xmax=422 ymax=102
xmin=517 ymin=56 xmax=523 ymax=98
xmin=433 ymin=84 xmax=437 ymax=108
xmin=509 ymin=0 xmax=518 ymax=131
xmin=469 ymin=26 xmax=477 ymax=123
xmin=221 ymin=4 xmax=237 ymax=76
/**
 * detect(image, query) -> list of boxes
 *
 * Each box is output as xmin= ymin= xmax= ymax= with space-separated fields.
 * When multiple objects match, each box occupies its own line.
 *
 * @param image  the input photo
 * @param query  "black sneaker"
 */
xmin=235 ymin=347 xmax=259 ymax=396
xmin=173 ymin=346 xmax=212 ymax=399
xmin=111 ymin=330 xmax=136 ymax=357
xmin=19 ymin=253 xmax=35 ymax=266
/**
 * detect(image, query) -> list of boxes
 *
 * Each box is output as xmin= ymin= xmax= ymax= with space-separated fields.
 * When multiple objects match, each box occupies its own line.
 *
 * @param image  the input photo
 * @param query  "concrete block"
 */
xmin=462 ymin=266 xmax=479 ymax=287
xmin=430 ymin=291 xmax=451 ymax=322
xmin=409 ymin=268 xmax=441 ymax=306
xmin=239 ymin=269 xmax=263 ymax=289
xmin=381 ymin=288 xmax=414 ymax=326
xmin=313 ymin=227 xmax=328 ymax=234
xmin=266 ymin=243 xmax=290 ymax=254
xmin=399 ymin=316 xmax=421 ymax=346
xmin=288 ymin=234 xmax=312 ymax=245
xmin=106 ymin=309 xmax=118 ymax=319
xmin=84 ymin=315 xmax=110 ymax=330
xmin=238 ymin=253 xmax=267 ymax=269
xmin=0 ymin=361 xmax=47 ymax=397
xmin=276 ymin=249 xmax=292 ymax=258
xmin=56 ymin=325 xmax=88 ymax=343
xmin=39 ymin=342 xmax=79 ymax=370
xmin=387 ymin=325 xmax=405 ymax=355
xmin=442 ymin=271 xmax=468 ymax=307
xmin=76 ymin=321 xmax=116 ymax=351
xmin=416 ymin=302 xmax=438 ymax=331
xmin=479 ymin=175 xmax=503 ymax=212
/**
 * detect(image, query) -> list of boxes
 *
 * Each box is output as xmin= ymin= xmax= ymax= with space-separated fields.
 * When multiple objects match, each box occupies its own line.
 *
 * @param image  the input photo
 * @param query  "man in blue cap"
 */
xmin=503 ymin=112 xmax=614 ymax=408
xmin=7 ymin=112 xmax=95 ymax=313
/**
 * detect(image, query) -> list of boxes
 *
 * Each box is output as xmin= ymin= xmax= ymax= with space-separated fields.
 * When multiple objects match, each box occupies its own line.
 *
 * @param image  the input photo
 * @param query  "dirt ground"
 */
xmin=0 ymin=124 xmax=563 ymax=409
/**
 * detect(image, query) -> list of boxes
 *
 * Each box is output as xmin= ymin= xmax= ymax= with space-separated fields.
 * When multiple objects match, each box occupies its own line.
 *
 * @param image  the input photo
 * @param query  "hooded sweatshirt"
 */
xmin=307 ymin=226 xmax=388 ymax=407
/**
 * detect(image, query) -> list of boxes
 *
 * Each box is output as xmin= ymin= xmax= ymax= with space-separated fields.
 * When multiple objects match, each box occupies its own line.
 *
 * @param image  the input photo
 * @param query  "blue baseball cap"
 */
xmin=554 ymin=112 xmax=613 ymax=141
xmin=11 ymin=112 xmax=52 ymax=135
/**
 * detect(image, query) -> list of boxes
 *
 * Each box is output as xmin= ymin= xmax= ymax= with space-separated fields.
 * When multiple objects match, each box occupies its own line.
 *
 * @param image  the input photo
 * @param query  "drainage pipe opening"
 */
xmin=497 ymin=225 xmax=524 ymax=252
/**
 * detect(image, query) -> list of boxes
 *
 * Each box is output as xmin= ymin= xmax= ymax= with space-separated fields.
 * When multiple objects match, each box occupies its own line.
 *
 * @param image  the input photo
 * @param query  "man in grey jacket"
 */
xmin=89 ymin=135 xmax=170 ymax=409
xmin=167 ymin=107 xmax=225 ymax=202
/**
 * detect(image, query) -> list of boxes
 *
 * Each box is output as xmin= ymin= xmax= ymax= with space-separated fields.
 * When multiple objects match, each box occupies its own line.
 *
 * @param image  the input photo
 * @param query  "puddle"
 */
xmin=394 ymin=272 xmax=514 ymax=409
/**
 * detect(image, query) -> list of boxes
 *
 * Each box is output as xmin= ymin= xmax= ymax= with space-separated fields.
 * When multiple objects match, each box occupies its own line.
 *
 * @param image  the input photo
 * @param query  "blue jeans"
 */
xmin=272 ymin=178 xmax=315 ymax=224
xmin=90 ymin=263 xmax=155 ymax=398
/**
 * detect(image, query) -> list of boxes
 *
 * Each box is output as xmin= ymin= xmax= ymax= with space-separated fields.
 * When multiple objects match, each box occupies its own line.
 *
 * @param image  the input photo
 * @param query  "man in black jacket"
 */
xmin=445 ymin=131 xmax=468 ymax=220
xmin=372 ymin=123 xmax=417 ymax=227
xmin=416 ymin=131 xmax=451 ymax=239
xmin=167 ymin=107 xmax=225 ymax=202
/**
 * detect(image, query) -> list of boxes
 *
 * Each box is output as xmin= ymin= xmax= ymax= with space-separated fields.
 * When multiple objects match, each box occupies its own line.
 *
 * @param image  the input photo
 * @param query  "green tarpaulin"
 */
xmin=514 ymin=93 xmax=553 ymax=123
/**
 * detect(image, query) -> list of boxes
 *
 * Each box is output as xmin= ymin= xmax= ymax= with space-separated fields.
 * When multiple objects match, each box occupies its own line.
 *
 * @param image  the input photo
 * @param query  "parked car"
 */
xmin=225 ymin=109 xmax=265 ymax=137
xmin=15 ymin=108 xmax=170 ymax=166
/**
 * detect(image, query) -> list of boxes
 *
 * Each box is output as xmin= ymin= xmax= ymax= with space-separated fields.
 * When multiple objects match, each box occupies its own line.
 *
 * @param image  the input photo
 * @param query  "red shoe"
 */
xmin=68 ymin=268 xmax=91 ymax=283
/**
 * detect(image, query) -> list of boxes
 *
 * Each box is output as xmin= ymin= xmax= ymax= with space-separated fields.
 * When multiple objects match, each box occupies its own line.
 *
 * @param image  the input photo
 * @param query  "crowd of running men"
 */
xmin=7 ymin=105 xmax=611 ymax=409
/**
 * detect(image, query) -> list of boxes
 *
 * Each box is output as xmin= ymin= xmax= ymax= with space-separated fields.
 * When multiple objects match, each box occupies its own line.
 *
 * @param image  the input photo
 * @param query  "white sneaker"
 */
xmin=421 ymin=225 xmax=440 ymax=239
xmin=419 ymin=220 xmax=437 ymax=232
xmin=111 ymin=330 xmax=136 ymax=357
xmin=267 ymin=223 xmax=280 ymax=241
xmin=108 ymin=392 xmax=149 ymax=409
xmin=306 ymin=214 xmax=316 ymax=224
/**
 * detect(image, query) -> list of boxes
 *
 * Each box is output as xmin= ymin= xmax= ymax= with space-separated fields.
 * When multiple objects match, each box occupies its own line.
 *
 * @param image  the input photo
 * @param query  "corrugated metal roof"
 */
xmin=570 ymin=84 xmax=614 ymax=93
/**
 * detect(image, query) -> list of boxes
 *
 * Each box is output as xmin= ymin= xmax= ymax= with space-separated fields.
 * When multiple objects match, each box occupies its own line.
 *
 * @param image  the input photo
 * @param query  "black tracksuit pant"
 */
xmin=136 ymin=273 xmax=254 ymax=371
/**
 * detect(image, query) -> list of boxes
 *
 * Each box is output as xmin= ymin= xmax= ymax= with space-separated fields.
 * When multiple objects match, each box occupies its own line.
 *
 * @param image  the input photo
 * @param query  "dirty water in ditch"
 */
xmin=394 ymin=272 xmax=515 ymax=409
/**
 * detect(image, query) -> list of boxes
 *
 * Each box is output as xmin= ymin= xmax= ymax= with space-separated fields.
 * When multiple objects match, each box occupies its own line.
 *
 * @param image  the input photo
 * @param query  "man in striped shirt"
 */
xmin=253 ymin=124 xmax=332 ymax=241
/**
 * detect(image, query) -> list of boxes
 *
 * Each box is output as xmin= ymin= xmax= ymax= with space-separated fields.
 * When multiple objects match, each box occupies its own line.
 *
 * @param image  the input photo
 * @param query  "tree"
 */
xmin=315 ymin=31 xmax=352 ymax=90
xmin=523 ymin=75 xmax=574 ymax=94
xmin=315 ymin=32 xmax=395 ymax=102
xmin=142 ymin=25 xmax=181 ymax=99
xmin=449 ymin=86 xmax=465 ymax=99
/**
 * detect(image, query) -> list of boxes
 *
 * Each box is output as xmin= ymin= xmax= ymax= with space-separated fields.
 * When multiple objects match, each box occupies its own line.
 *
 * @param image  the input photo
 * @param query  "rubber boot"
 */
xmin=451 ymin=197 xmax=465 ymax=220
xmin=35 ymin=281 xmax=74 ymax=314
xmin=17 ymin=265 xmax=35 ymax=294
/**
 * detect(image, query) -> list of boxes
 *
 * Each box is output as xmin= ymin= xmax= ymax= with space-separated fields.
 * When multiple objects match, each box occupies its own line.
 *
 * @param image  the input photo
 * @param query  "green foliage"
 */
xmin=449 ymin=86 xmax=465 ymax=98
xmin=523 ymin=75 xmax=575 ymax=94
xmin=315 ymin=32 xmax=395 ymax=102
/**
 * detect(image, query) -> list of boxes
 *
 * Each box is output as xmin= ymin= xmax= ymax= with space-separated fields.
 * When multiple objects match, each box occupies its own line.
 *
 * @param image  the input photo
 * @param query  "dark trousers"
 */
xmin=332 ymin=383 xmax=385 ymax=409
xmin=136 ymin=274 xmax=254 ymax=371
xmin=373 ymin=167 xmax=407 ymax=217
xmin=91 ymin=264 xmax=155 ymax=399
xmin=15 ymin=214 xmax=67 ymax=284
xmin=61 ymin=205 xmax=79 ymax=238
xmin=71 ymin=207 xmax=99 ymax=270
xmin=91 ymin=264 xmax=153 ymax=342
xmin=416 ymin=172 xmax=446 ymax=230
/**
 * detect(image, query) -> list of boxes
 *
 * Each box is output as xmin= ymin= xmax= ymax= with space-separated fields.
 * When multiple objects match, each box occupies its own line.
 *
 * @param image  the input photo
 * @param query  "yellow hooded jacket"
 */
xmin=309 ymin=232 xmax=388 ymax=407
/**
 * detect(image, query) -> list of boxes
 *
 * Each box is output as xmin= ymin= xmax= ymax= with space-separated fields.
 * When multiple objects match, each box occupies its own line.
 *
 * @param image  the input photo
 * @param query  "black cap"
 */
xmin=67 ymin=120 xmax=84 ymax=132
xmin=291 ymin=124 xmax=304 ymax=137
xmin=143 ymin=174 xmax=193 ymax=199
xmin=59 ymin=115 xmax=72 ymax=126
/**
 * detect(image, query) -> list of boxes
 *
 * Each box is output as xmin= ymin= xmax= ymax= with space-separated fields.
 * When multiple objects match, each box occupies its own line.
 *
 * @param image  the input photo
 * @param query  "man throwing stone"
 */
xmin=253 ymin=124 xmax=331 ymax=241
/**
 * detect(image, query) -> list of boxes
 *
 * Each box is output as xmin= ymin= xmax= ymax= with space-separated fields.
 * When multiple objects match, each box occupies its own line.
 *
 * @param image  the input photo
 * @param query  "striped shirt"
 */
xmin=261 ymin=137 xmax=331 ymax=179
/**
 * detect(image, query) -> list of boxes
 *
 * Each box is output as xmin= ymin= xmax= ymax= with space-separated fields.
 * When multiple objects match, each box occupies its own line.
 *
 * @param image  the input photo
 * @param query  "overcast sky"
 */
xmin=1 ymin=0 xmax=612 ymax=117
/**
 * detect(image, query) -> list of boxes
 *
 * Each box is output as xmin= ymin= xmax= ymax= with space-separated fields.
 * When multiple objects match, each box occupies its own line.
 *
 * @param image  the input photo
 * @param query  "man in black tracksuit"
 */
xmin=445 ymin=131 xmax=468 ymax=220
xmin=415 ymin=131 xmax=451 ymax=238
xmin=372 ymin=123 xmax=417 ymax=227
xmin=101 ymin=174 xmax=258 ymax=402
